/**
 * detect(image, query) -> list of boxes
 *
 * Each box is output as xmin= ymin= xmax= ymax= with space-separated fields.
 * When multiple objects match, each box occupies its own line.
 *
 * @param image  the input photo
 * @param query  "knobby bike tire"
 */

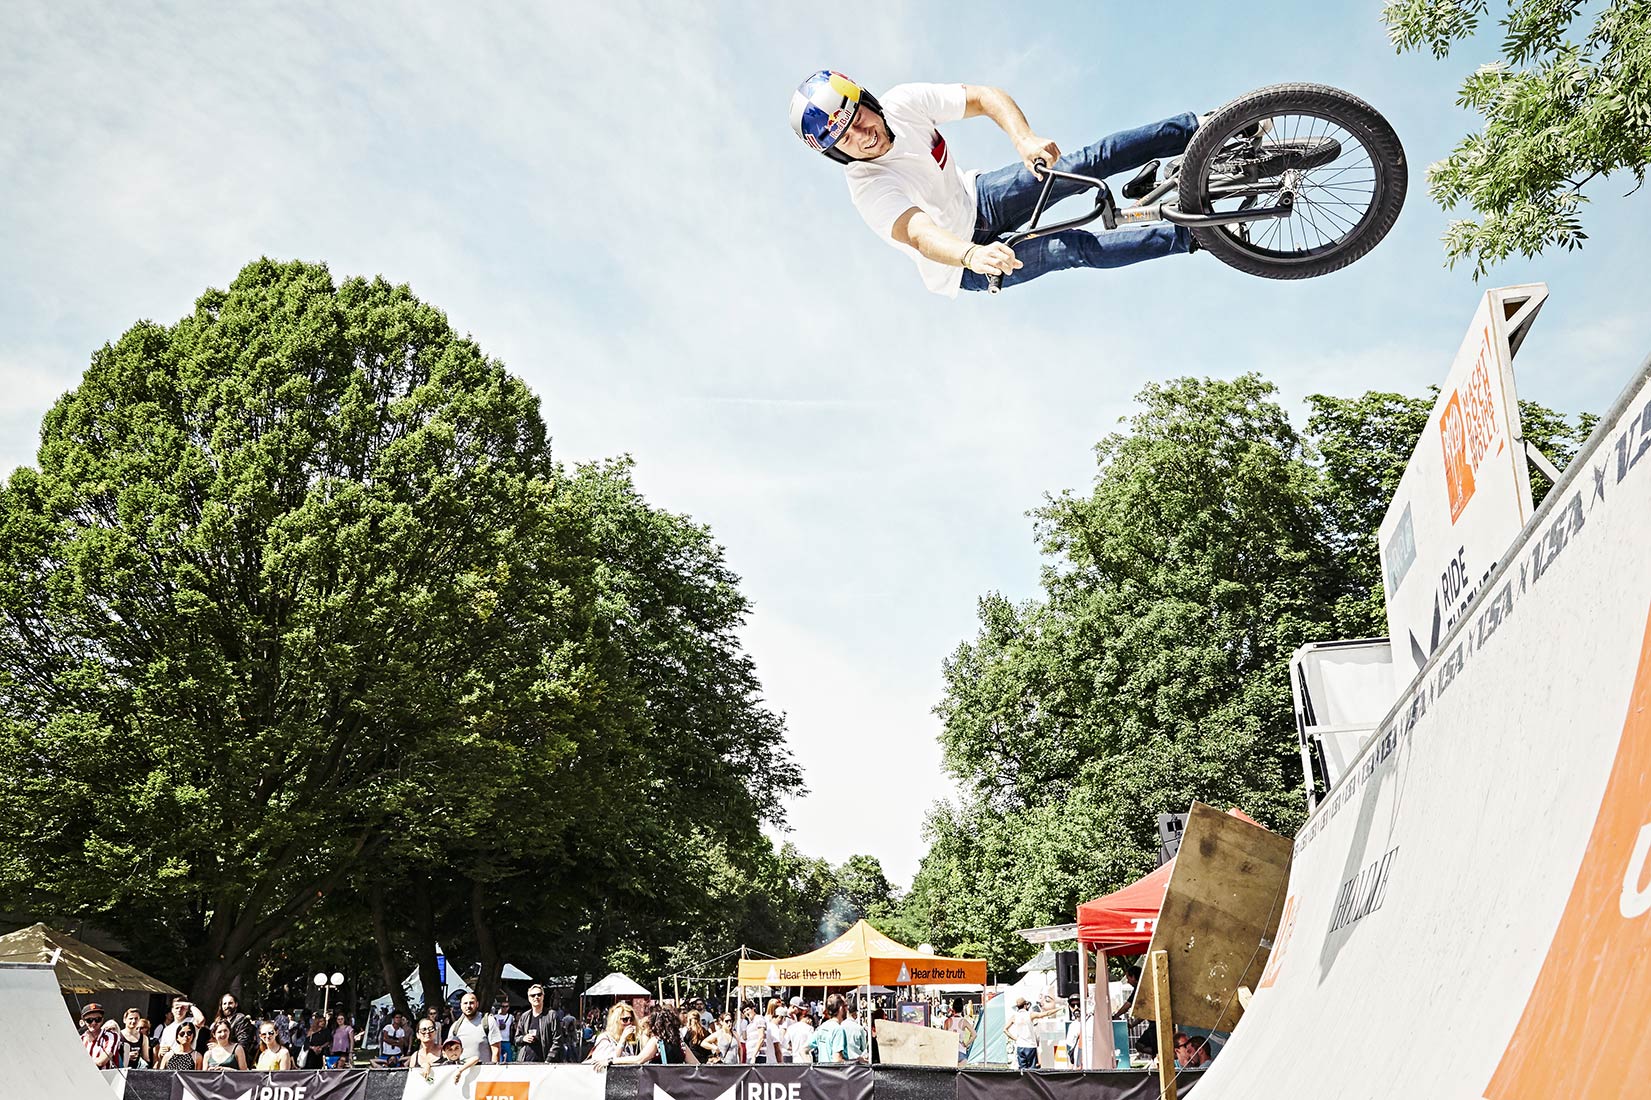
xmin=1179 ymin=83 xmax=1407 ymax=280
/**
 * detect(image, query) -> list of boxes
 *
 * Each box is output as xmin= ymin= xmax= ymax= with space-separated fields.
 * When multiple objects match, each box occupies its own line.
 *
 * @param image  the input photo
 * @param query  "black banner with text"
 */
xmin=170 ymin=1069 xmax=370 ymax=1100
xmin=639 ymin=1065 xmax=874 ymax=1100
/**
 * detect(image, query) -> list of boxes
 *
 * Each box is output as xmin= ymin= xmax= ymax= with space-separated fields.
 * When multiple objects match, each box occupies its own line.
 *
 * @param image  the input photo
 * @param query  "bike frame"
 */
xmin=985 ymin=159 xmax=1299 ymax=293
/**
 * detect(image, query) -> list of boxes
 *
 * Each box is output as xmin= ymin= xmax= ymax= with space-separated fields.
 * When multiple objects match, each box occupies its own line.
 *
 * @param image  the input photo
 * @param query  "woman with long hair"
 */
xmin=585 ymin=1003 xmax=638 ymax=1066
xmin=204 ymin=1020 xmax=249 ymax=1069
xmin=702 ymin=1012 xmax=737 ymax=1064
xmin=255 ymin=1022 xmax=293 ymax=1071
xmin=681 ymin=1009 xmax=708 ymax=1058
xmin=608 ymin=1008 xmax=695 ymax=1066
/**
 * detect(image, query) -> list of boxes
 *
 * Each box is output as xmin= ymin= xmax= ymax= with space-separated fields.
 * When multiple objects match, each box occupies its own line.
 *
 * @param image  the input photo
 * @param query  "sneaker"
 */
xmin=1198 ymin=113 xmax=1273 ymax=143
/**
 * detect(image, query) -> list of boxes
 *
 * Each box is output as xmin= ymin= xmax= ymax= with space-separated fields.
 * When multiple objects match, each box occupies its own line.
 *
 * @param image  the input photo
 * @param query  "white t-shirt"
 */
xmin=1008 ymin=1008 xmax=1035 ymax=1047
xmin=744 ymin=1016 xmax=767 ymax=1063
xmin=788 ymin=1020 xmax=815 ymax=1061
xmin=447 ymin=1014 xmax=501 ymax=1063
xmin=843 ymin=82 xmax=978 ymax=298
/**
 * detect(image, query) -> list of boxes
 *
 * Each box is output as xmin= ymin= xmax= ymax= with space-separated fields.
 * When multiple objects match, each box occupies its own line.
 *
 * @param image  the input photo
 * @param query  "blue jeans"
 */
xmin=1016 ymin=1045 xmax=1038 ymax=1070
xmin=962 ymin=112 xmax=1198 ymax=292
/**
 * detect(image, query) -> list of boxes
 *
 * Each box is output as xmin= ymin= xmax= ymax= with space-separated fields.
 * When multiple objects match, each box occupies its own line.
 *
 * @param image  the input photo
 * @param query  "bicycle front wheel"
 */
xmin=1178 ymin=83 xmax=1407 ymax=280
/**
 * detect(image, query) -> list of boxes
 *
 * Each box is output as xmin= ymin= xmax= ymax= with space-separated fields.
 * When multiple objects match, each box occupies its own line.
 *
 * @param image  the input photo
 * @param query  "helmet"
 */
xmin=789 ymin=70 xmax=890 ymax=164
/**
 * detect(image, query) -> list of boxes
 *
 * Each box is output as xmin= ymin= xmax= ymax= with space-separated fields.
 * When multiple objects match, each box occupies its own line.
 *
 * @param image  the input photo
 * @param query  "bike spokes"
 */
xmin=1206 ymin=112 xmax=1378 ymax=258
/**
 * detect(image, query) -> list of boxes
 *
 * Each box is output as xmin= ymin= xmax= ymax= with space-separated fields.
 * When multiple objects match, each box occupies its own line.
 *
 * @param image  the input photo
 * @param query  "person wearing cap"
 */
xmin=787 ymin=1005 xmax=815 ymax=1065
xmin=1004 ymin=995 xmax=1057 ymax=1070
xmin=79 ymin=1004 xmax=121 ymax=1068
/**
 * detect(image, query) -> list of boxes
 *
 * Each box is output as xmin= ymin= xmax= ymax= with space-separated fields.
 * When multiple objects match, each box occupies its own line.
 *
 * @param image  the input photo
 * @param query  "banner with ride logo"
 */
xmin=170 ymin=1069 xmax=368 ymax=1100
xmin=399 ymin=1063 xmax=608 ymax=1100
xmin=639 ymin=1064 xmax=874 ymax=1100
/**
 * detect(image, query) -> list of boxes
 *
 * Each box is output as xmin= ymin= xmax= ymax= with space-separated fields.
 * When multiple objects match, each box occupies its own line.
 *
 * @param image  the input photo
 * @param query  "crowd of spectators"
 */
xmin=75 ymin=970 xmax=1213 ymax=1074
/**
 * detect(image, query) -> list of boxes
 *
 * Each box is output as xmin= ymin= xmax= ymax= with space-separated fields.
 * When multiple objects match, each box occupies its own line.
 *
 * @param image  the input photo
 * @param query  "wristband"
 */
xmin=962 ymin=245 xmax=977 ymax=269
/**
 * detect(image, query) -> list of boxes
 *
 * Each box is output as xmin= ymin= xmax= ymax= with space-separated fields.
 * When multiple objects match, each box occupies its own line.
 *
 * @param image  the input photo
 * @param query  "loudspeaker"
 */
xmin=1055 ymin=950 xmax=1080 ymax=997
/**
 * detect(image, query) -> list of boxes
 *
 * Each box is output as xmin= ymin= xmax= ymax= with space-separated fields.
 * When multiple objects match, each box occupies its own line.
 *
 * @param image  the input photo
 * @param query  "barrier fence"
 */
xmin=103 ymin=1063 xmax=1205 ymax=1100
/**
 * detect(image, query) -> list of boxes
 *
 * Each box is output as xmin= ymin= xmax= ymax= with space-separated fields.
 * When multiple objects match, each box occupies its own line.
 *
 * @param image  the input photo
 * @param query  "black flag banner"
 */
xmin=171 ymin=1069 xmax=369 ymax=1100
xmin=638 ymin=1065 xmax=873 ymax=1100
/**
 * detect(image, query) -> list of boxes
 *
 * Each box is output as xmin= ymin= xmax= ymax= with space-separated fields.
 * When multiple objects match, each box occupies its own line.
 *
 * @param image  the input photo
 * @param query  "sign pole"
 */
xmin=1150 ymin=949 xmax=1177 ymax=1100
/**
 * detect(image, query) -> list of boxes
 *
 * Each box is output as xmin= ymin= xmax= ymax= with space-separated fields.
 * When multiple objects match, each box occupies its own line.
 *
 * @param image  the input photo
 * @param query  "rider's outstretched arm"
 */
xmin=893 ymin=208 xmax=1020 ymax=279
xmin=962 ymin=85 xmax=1060 ymax=172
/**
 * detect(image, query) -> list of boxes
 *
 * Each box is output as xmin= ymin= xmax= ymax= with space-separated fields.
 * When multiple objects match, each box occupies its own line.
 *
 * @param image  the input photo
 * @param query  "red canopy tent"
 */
xmin=1076 ymin=809 xmax=1263 ymax=954
xmin=1076 ymin=860 xmax=1174 ymax=954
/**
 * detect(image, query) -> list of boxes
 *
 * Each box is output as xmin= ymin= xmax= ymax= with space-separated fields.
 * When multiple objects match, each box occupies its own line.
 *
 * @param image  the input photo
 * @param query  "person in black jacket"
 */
xmin=514 ymin=985 xmax=563 ymax=1062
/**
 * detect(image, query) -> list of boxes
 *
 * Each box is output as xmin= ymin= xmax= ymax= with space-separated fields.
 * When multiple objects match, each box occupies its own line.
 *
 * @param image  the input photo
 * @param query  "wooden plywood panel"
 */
xmin=1130 ymin=802 xmax=1293 ymax=1033
xmin=874 ymin=1018 xmax=960 ymax=1066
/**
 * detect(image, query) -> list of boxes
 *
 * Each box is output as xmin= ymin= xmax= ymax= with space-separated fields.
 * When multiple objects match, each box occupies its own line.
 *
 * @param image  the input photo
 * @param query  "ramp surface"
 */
xmin=0 ymin=962 xmax=117 ymax=1098
xmin=1200 ymin=356 xmax=1651 ymax=1098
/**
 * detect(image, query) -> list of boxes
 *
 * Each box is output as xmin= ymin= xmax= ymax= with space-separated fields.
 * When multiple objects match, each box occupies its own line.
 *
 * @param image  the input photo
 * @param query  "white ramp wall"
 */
xmin=1200 ymin=356 xmax=1651 ymax=1100
xmin=0 ymin=962 xmax=119 ymax=1099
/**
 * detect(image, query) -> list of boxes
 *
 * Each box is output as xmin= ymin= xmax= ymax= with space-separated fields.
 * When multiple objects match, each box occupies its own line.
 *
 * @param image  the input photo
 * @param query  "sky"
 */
xmin=3 ymin=2 xmax=1648 ymax=889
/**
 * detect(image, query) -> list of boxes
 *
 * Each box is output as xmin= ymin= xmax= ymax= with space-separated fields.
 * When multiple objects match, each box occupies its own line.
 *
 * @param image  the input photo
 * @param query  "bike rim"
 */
xmin=1205 ymin=112 xmax=1382 ymax=259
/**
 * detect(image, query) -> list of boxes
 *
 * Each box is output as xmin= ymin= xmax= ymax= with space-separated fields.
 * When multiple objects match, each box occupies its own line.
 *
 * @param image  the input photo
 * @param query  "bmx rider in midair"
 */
xmin=789 ymin=71 xmax=1210 ymax=297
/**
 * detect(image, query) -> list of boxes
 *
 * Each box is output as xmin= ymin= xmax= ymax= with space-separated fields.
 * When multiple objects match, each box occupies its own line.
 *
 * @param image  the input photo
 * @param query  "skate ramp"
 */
xmin=0 ymin=962 xmax=118 ymax=1098
xmin=1197 ymin=353 xmax=1651 ymax=1098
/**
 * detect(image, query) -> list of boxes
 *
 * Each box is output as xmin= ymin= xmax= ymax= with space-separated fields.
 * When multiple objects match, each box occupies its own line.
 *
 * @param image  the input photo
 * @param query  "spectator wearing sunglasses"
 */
xmin=1173 ymin=1032 xmax=1210 ymax=1068
xmin=702 ymin=1013 xmax=737 ymax=1064
xmin=79 ymin=1004 xmax=121 ymax=1068
xmin=158 ymin=1021 xmax=203 ymax=1070
xmin=409 ymin=1019 xmax=445 ymax=1079
xmin=586 ymin=1003 xmax=637 ymax=1066
xmin=255 ymin=1023 xmax=294 ymax=1070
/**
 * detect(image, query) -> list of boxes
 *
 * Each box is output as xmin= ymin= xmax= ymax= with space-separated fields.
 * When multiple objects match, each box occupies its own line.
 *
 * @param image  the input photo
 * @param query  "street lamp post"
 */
xmin=314 ymin=971 xmax=345 ymax=1020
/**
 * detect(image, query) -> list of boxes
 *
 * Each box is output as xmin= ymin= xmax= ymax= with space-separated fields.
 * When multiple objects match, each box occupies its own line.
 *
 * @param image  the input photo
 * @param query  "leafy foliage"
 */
xmin=1383 ymin=0 xmax=1651 ymax=275
xmin=0 ymin=259 xmax=797 ymax=1002
xmin=906 ymin=373 xmax=1592 ymax=970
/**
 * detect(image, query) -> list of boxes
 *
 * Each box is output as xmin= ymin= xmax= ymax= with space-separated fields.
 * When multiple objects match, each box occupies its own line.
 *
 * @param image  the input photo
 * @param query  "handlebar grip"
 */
xmin=987 ymin=273 xmax=1003 ymax=294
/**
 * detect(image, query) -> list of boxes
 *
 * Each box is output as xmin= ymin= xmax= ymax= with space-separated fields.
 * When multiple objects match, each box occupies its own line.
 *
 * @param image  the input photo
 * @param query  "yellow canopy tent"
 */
xmin=736 ymin=920 xmax=986 ymax=988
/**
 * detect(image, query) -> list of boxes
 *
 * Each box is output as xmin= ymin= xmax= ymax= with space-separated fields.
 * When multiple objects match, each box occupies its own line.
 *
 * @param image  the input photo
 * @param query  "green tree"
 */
xmin=903 ymin=373 xmax=1594 ymax=969
xmin=1383 ymin=0 xmax=1651 ymax=275
xmin=0 ymin=259 xmax=797 ymax=1002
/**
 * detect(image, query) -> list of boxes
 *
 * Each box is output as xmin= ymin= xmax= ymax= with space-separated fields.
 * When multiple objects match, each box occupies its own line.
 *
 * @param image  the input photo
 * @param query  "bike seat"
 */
xmin=1121 ymin=160 xmax=1160 ymax=200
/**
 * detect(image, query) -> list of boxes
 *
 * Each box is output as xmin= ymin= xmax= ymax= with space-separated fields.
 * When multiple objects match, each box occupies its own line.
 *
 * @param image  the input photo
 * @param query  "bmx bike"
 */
xmin=987 ymin=83 xmax=1408 ymax=291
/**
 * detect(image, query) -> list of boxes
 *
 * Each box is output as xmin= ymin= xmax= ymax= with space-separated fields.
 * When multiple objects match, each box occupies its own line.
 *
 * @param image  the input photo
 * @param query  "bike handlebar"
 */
xmin=986 ymin=158 xmax=1116 ymax=295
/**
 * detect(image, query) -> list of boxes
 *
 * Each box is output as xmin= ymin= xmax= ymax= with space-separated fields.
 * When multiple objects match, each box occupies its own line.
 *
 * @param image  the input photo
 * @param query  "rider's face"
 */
xmin=839 ymin=105 xmax=892 ymax=160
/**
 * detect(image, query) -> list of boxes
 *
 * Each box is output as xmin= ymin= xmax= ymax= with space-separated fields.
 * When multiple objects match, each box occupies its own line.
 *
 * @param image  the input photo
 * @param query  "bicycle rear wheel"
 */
xmin=1178 ymin=83 xmax=1407 ymax=280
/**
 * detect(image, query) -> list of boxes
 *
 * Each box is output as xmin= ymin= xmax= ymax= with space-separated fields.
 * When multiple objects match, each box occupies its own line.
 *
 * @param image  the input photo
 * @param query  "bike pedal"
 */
xmin=1121 ymin=160 xmax=1160 ymax=200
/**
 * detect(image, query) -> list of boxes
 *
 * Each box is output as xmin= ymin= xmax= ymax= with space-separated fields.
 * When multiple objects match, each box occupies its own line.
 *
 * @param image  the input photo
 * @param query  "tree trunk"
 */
xmin=471 ymin=878 xmax=503 ymax=1010
xmin=369 ymin=882 xmax=414 ymax=1021
xmin=190 ymin=956 xmax=238 ymax=1010
xmin=413 ymin=872 xmax=444 ymax=1015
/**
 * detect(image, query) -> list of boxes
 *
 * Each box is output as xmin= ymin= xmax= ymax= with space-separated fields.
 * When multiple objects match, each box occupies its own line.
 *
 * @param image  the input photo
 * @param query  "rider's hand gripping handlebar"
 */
xmin=986 ymin=158 xmax=1118 ymax=294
